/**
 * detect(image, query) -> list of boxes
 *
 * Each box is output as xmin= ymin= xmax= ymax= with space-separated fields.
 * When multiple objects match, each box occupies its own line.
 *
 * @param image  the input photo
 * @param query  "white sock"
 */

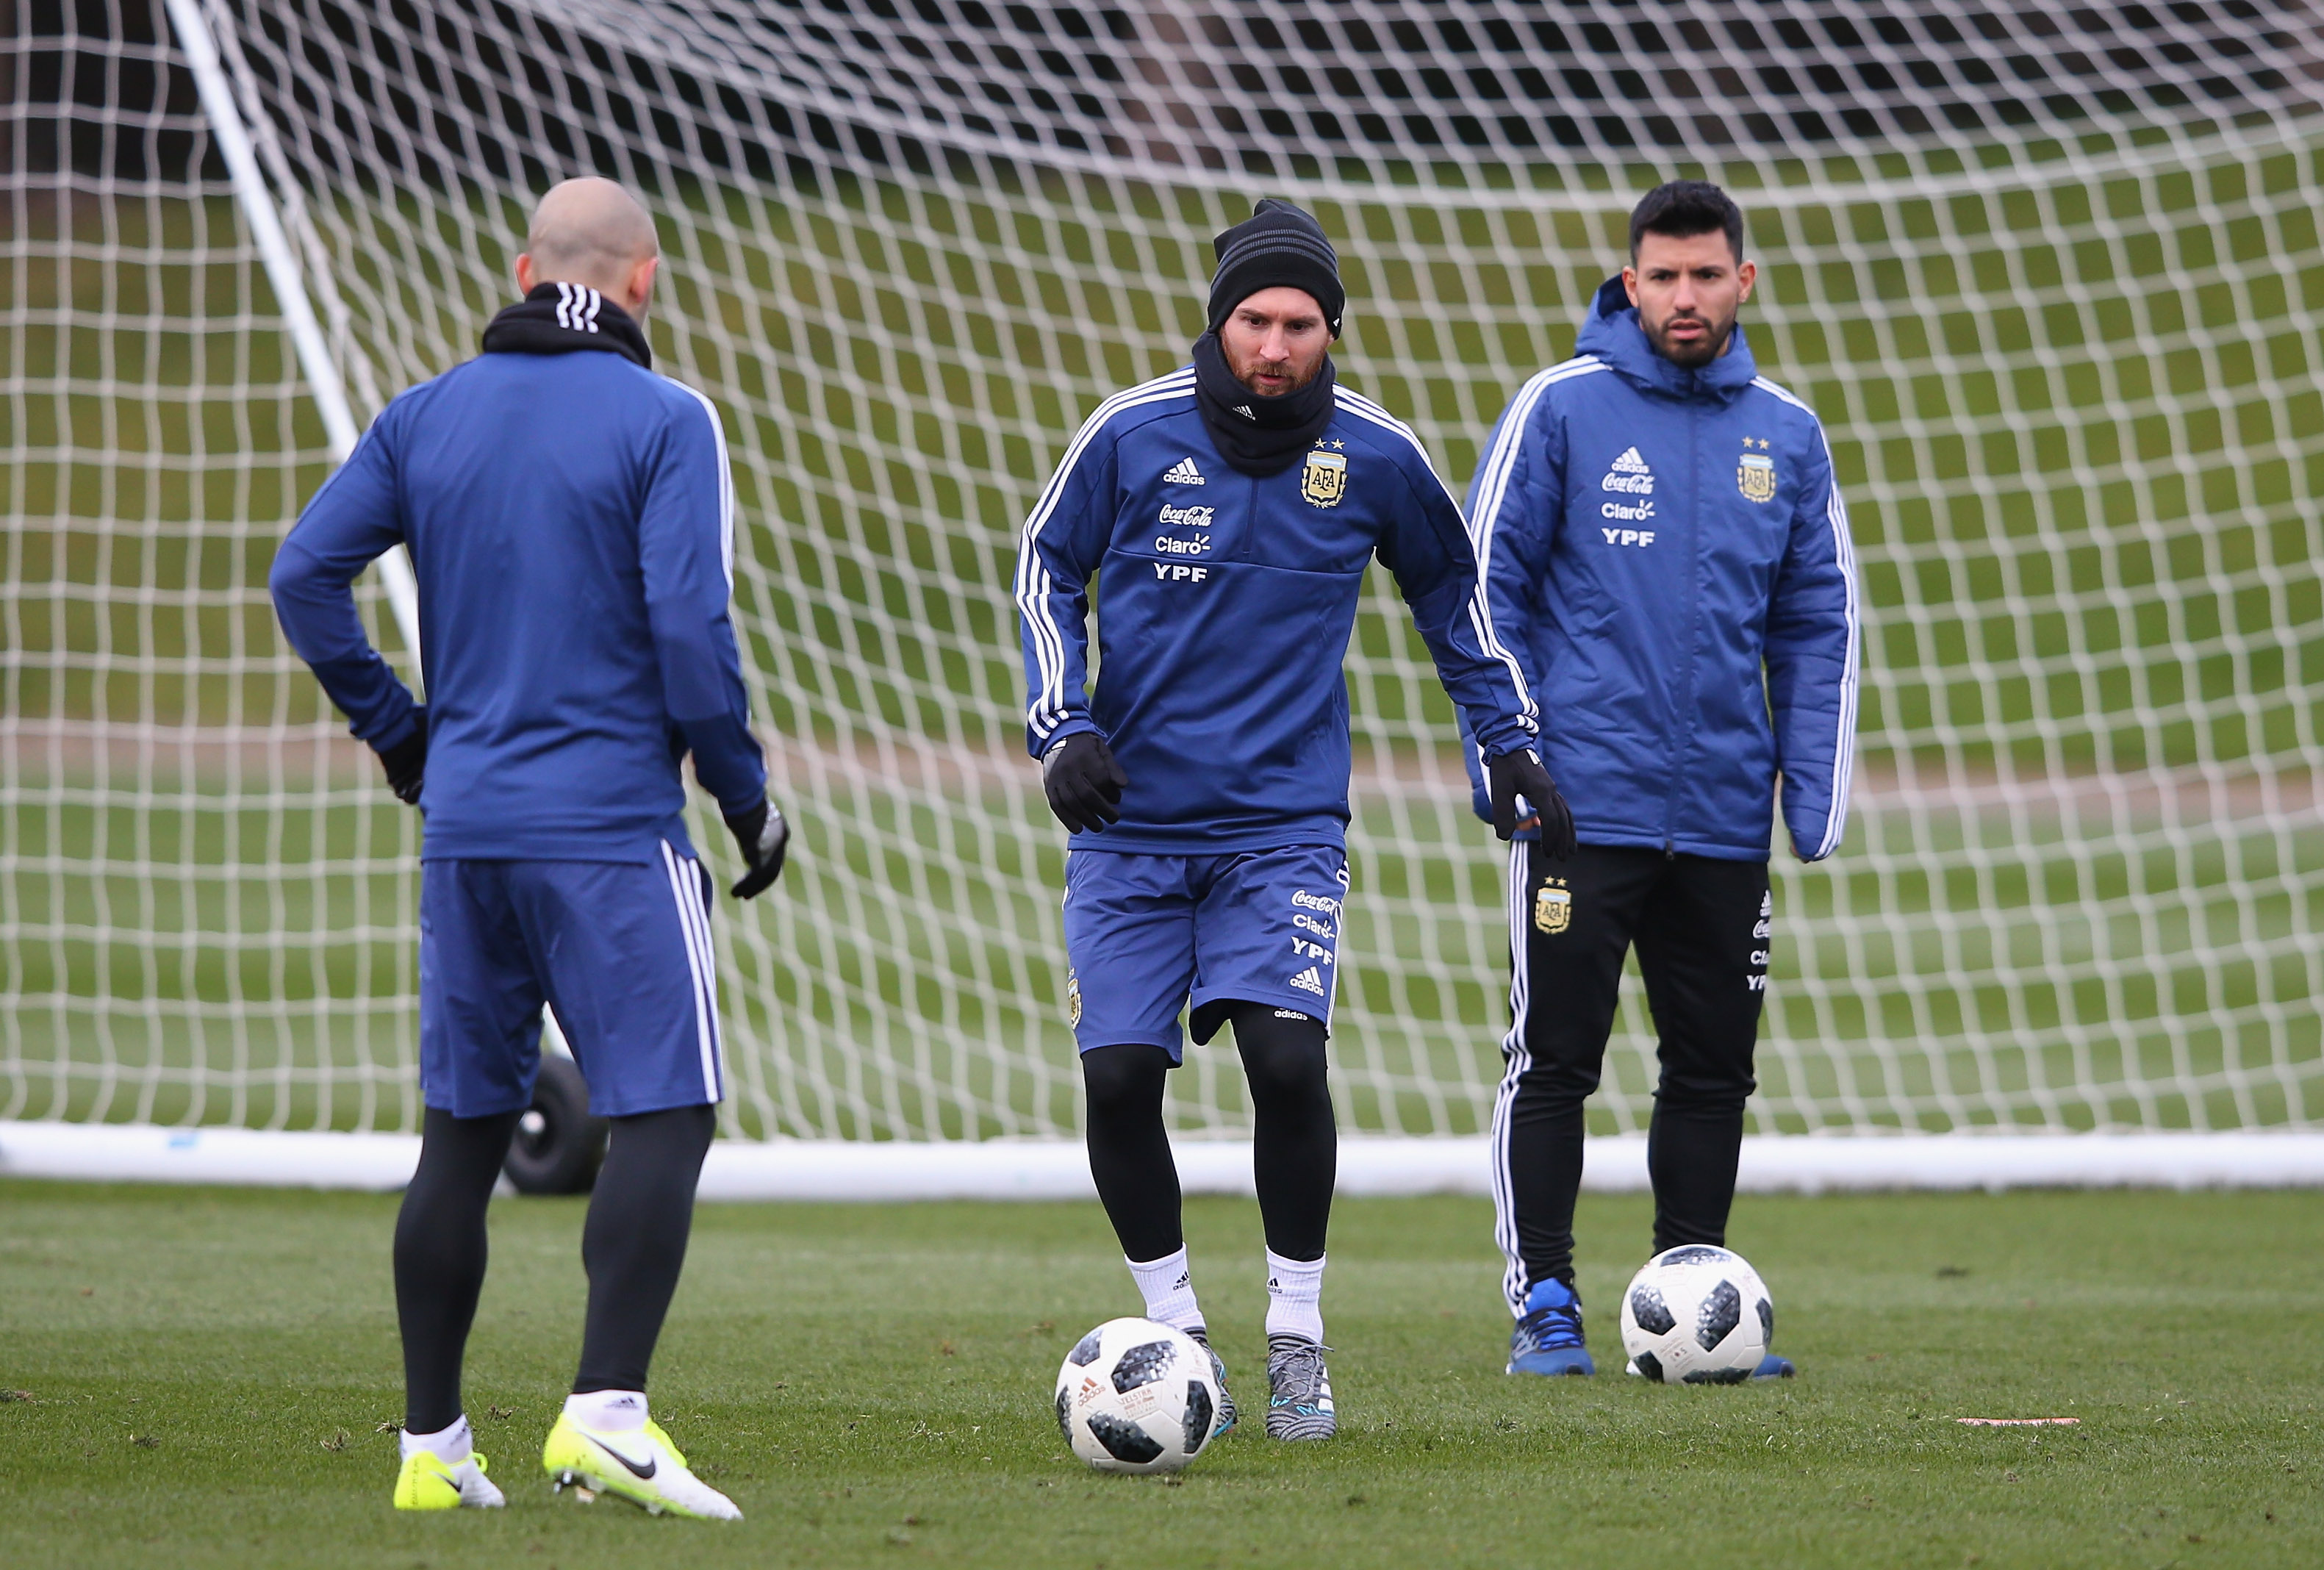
xmin=1125 ymin=1246 xmax=1205 ymax=1334
xmin=564 ymin=1388 xmax=648 ymax=1433
xmin=1265 ymin=1249 xmax=1326 ymax=1344
xmin=399 ymin=1415 xmax=473 ymax=1464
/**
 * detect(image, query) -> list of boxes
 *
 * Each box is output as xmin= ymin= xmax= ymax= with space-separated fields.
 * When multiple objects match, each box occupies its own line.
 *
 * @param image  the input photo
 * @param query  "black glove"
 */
xmin=1487 ymin=747 xmax=1577 ymax=857
xmin=376 ymin=708 xmax=426 ymax=805
xmin=724 ymin=797 xmax=791 ymax=899
xmin=1041 ymin=731 xmax=1127 ymax=835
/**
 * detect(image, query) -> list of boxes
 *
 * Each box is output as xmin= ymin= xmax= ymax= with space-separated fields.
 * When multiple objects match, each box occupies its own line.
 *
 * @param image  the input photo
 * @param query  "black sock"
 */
xmin=1080 ymin=1043 xmax=1182 ymax=1263
xmin=1230 ymin=1004 xmax=1335 ymax=1261
xmin=395 ymin=1107 xmax=520 ymax=1434
xmin=572 ymin=1103 xmax=717 ymax=1395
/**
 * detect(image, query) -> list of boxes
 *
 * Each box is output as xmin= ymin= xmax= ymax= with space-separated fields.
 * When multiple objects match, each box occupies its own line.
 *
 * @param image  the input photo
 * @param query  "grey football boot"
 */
xmin=1263 ymin=1334 xmax=1336 ymax=1441
xmin=1185 ymin=1327 xmax=1238 ymax=1439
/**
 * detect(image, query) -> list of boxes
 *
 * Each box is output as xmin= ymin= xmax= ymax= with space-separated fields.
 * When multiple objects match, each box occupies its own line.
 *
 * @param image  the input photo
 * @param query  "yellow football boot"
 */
xmin=392 ymin=1447 xmax=504 ymax=1510
xmin=542 ymin=1414 xmax=740 ymax=1519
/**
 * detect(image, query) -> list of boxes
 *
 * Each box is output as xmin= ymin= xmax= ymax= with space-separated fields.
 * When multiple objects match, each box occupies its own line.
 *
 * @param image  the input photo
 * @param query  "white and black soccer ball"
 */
xmin=1618 ymin=1244 xmax=1774 ymax=1384
xmin=1052 ymin=1316 xmax=1220 ymax=1474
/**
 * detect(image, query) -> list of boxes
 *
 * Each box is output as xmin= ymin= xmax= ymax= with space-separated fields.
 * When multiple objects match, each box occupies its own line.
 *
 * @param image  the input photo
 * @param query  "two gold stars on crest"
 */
xmin=1313 ymin=438 xmax=1346 ymax=448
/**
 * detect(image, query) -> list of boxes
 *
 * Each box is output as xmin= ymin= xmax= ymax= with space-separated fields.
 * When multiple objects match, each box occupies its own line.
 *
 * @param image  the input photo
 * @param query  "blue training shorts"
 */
xmin=419 ymin=842 xmax=726 ymax=1119
xmin=1062 ymin=844 xmax=1349 ymax=1061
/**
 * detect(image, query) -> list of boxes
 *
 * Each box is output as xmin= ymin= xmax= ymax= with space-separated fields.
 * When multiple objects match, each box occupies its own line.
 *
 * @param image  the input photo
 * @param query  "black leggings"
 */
xmin=1082 ymin=1003 xmax=1337 ymax=1264
xmin=393 ymin=1101 xmax=716 ymax=1432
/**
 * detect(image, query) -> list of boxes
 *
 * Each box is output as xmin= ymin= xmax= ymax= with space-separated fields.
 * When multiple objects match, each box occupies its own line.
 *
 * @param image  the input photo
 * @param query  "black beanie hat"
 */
xmin=1206 ymin=198 xmax=1344 ymax=339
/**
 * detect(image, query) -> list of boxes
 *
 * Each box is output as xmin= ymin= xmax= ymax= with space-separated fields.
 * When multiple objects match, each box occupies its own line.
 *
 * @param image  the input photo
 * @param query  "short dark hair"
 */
xmin=1629 ymin=180 xmax=1744 ymax=262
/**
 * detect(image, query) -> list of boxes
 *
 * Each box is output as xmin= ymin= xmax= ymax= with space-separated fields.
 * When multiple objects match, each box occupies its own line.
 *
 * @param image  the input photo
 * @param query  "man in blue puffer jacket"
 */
xmin=1463 ymin=182 xmax=1860 ymax=1380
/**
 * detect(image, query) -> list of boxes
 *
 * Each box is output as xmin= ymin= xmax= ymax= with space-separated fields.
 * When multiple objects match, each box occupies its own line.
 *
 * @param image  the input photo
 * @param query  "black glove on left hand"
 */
xmin=376 ymin=708 xmax=426 ymax=806
xmin=1487 ymin=747 xmax=1577 ymax=857
xmin=1041 ymin=732 xmax=1127 ymax=835
xmin=724 ymin=797 xmax=791 ymax=898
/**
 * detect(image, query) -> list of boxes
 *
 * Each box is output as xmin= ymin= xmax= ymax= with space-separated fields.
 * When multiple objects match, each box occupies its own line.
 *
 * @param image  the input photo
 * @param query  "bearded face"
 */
xmin=1220 ymin=287 xmax=1330 ymax=396
xmin=1624 ymin=232 xmax=1755 ymax=369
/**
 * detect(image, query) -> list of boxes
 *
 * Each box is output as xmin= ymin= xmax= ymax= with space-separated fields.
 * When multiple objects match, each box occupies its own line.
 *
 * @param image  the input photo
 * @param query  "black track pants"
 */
xmin=1489 ymin=840 xmax=1770 ymax=1313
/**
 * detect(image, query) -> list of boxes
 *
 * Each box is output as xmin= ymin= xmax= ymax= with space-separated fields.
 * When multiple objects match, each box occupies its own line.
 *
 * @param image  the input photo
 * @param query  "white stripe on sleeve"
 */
xmin=1015 ymin=370 xmax=1195 ymax=740
xmin=664 ymin=379 xmax=737 ymax=589
xmin=1753 ymin=377 xmax=1861 ymax=859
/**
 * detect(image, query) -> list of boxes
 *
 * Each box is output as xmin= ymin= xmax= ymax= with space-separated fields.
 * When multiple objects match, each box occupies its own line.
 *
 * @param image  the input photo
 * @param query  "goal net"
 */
xmin=7 ymin=0 xmax=2322 ymax=1152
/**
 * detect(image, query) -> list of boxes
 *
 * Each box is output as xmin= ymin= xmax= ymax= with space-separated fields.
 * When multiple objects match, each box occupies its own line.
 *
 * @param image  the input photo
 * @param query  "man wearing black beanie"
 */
xmin=1016 ymin=198 xmax=1574 ymax=1443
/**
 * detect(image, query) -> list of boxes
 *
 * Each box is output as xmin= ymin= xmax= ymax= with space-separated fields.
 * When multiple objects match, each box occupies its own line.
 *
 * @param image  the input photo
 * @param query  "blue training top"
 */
xmin=1458 ymin=278 xmax=1861 ymax=861
xmin=1016 ymin=368 xmax=1538 ymax=856
xmin=269 ymin=348 xmax=767 ymax=863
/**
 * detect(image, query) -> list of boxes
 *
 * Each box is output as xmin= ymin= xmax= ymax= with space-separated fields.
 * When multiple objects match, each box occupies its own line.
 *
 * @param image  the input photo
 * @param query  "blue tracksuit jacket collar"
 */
xmin=1577 ymin=275 xmax=1758 ymax=404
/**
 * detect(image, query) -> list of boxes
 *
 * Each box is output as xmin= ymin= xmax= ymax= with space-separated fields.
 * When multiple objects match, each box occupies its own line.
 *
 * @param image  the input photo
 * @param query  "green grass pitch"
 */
xmin=3 ymin=1180 xmax=2319 ymax=1568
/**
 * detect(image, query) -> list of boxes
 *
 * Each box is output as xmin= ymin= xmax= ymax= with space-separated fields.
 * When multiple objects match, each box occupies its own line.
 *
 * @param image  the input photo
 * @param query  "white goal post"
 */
xmin=4 ymin=0 xmax=2322 ymax=1191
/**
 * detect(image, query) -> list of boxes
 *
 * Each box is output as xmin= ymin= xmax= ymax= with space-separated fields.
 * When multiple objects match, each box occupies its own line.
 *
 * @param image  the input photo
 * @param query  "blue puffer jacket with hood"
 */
xmin=1459 ymin=278 xmax=1860 ymax=861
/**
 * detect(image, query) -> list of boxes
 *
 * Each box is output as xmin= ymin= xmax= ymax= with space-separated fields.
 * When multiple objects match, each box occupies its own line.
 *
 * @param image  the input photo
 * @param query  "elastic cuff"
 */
xmin=364 ymin=708 xmax=420 ymax=754
xmin=1030 ymin=717 xmax=1097 ymax=760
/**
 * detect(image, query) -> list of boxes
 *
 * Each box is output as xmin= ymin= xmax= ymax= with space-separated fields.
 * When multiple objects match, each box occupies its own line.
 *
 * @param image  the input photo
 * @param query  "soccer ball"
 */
xmin=1618 ymin=1244 xmax=1774 ymax=1384
xmin=1052 ymin=1316 xmax=1221 ymax=1474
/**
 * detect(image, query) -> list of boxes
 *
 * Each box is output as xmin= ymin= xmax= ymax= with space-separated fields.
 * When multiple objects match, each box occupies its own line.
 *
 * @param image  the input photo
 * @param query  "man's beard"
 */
xmin=1645 ymin=308 xmax=1735 ymax=368
xmin=1229 ymin=348 xmax=1323 ymax=396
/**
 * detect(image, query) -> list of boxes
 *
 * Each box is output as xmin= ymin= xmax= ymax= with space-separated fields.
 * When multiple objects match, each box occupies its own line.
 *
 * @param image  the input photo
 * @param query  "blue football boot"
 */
xmin=1506 ymin=1277 xmax=1595 ymax=1377
xmin=1752 ymin=1354 xmax=1796 ymax=1379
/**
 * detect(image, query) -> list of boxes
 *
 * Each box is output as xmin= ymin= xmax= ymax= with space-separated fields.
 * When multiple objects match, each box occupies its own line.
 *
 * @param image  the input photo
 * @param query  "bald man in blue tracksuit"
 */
xmin=1017 ymin=200 xmax=1564 ymax=1444
xmin=271 ymin=179 xmax=782 ymax=1518
xmin=1469 ymin=182 xmax=1859 ymax=1380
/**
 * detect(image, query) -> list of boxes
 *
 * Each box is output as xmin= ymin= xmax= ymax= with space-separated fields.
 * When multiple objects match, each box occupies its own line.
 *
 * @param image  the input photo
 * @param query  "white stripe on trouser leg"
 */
xmin=1488 ymin=836 xmax=1533 ymax=1316
xmin=659 ymin=842 xmax=722 ymax=1103
xmin=674 ymin=847 xmax=724 ymax=1102
xmin=675 ymin=859 xmax=725 ymax=1102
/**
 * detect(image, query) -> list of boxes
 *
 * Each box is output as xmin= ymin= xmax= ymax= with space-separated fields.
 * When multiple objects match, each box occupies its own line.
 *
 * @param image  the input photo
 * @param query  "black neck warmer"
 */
xmin=480 ymin=282 xmax=653 ymax=368
xmin=1190 ymin=331 xmax=1337 ymax=477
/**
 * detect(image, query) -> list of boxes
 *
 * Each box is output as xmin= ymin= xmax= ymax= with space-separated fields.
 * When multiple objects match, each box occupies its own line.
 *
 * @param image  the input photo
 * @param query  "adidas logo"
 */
xmin=1288 ymin=967 xmax=1326 ymax=997
xmin=1600 ymin=446 xmax=1654 ymax=495
xmin=1162 ymin=456 xmax=1205 ymax=485
xmin=1233 ymin=404 xmax=1255 ymax=420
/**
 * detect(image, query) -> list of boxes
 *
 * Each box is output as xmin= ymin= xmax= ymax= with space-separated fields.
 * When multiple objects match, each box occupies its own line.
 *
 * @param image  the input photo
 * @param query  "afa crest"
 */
xmin=1533 ymin=879 xmax=1572 ymax=936
xmin=1301 ymin=449 xmax=1348 ymax=507
xmin=1737 ymin=440 xmax=1777 ymax=503
xmin=1066 ymin=969 xmax=1082 ymax=1028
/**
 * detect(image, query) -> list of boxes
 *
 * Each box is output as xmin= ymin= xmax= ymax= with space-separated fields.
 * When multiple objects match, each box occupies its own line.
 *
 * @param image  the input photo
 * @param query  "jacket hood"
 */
xmin=1575 ymin=274 xmax=1757 ymax=403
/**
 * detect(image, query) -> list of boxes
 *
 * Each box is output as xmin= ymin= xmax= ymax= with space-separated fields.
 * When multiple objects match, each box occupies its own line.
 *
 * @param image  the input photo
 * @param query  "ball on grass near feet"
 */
xmin=1619 ymin=1244 xmax=1775 ymax=1384
xmin=1053 ymin=1317 xmax=1221 ymax=1474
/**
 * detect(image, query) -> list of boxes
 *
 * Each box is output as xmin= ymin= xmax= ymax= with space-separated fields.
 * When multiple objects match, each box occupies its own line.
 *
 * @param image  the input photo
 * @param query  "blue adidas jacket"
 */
xmin=1018 ymin=368 xmax=1538 ymax=855
xmin=1460 ymin=279 xmax=1860 ymax=861
xmin=269 ymin=351 xmax=766 ymax=862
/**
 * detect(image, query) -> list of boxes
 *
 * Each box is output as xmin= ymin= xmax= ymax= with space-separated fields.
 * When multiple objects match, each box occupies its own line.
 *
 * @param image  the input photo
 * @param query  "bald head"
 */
xmin=514 ymin=177 xmax=660 ymax=318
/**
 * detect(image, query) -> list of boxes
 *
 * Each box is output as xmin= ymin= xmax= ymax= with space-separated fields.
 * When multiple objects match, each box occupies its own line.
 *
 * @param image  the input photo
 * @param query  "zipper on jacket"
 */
xmin=1663 ymin=403 xmax=1701 ymax=853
